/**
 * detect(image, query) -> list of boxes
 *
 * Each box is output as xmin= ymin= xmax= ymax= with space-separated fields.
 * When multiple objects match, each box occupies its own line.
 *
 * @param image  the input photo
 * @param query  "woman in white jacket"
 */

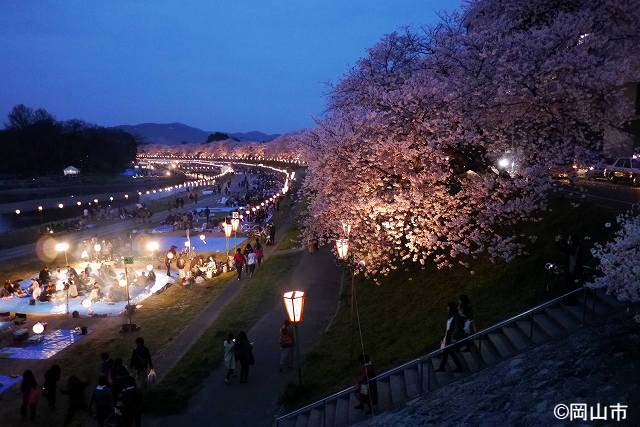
xmin=223 ymin=333 xmax=236 ymax=384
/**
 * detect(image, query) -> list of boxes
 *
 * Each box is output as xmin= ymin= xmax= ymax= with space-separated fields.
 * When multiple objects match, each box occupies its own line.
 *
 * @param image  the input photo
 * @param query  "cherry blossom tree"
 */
xmin=588 ymin=210 xmax=640 ymax=302
xmin=303 ymin=0 xmax=640 ymax=276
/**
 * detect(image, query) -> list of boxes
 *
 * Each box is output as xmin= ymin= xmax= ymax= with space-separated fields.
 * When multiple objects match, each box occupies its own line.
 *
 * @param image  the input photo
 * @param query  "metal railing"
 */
xmin=275 ymin=286 xmax=601 ymax=426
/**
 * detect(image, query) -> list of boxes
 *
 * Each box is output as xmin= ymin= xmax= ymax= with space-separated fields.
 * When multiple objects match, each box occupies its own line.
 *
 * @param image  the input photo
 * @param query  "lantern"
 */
xmin=199 ymin=234 xmax=206 ymax=241
xmin=223 ymin=221 xmax=233 ymax=238
xmin=231 ymin=217 xmax=240 ymax=232
xmin=146 ymin=241 xmax=159 ymax=252
xmin=94 ymin=244 xmax=101 ymax=253
xmin=146 ymin=264 xmax=154 ymax=272
xmin=58 ymin=203 xmax=64 ymax=209
xmin=32 ymin=322 xmax=45 ymax=334
xmin=283 ymin=291 xmax=305 ymax=323
xmin=15 ymin=209 xmax=21 ymax=215
xmin=167 ymin=251 xmax=174 ymax=259
xmin=119 ymin=278 xmax=127 ymax=288
xmin=38 ymin=206 xmax=43 ymax=211
xmin=336 ymin=238 xmax=349 ymax=260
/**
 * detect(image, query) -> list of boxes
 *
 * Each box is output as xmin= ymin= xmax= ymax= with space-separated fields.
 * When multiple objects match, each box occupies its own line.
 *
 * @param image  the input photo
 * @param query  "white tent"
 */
xmin=63 ymin=165 xmax=80 ymax=176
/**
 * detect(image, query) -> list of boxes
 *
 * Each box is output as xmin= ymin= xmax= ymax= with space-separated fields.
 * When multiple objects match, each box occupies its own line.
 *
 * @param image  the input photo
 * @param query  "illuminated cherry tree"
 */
xmin=303 ymin=0 xmax=640 ymax=276
xmin=589 ymin=211 xmax=640 ymax=302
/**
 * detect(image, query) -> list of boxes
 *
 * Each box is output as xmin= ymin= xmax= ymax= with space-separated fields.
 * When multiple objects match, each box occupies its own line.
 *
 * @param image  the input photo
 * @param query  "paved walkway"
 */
xmin=147 ymin=247 xmax=342 ymax=427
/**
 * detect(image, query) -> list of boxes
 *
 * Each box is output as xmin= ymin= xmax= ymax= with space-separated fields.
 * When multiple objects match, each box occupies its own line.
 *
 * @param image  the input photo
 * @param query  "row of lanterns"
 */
xmin=13 ymin=167 xmax=233 ymax=216
xmin=138 ymin=153 xmax=306 ymax=165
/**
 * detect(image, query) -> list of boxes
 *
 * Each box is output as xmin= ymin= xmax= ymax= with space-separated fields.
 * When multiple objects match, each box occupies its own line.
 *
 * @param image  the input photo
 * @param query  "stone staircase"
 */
xmin=275 ymin=287 xmax=623 ymax=427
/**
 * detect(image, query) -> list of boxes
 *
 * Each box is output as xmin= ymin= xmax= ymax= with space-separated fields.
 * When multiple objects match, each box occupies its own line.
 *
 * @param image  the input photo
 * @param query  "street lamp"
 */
xmin=231 ymin=213 xmax=240 ymax=251
xmin=336 ymin=238 xmax=349 ymax=260
xmin=223 ymin=220 xmax=233 ymax=255
xmin=55 ymin=242 xmax=70 ymax=265
xmin=283 ymin=290 xmax=305 ymax=385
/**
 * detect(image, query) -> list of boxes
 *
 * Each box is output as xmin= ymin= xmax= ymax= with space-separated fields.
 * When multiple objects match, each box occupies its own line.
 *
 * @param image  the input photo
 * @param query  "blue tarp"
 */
xmin=0 ymin=374 xmax=21 ymax=395
xmin=0 ymin=329 xmax=87 ymax=360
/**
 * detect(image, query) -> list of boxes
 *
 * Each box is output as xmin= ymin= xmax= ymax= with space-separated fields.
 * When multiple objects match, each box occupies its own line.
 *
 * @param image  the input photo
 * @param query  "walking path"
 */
xmin=147 ymin=247 xmax=342 ymax=427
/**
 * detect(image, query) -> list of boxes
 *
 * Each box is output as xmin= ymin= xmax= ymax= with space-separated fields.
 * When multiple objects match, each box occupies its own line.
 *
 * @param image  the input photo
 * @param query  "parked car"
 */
xmin=584 ymin=162 xmax=609 ymax=180
xmin=603 ymin=157 xmax=640 ymax=186
xmin=549 ymin=164 xmax=577 ymax=182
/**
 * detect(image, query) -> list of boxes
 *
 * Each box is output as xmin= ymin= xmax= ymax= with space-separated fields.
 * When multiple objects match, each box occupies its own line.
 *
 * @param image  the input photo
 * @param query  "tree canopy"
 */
xmin=302 ymin=0 xmax=640 ymax=276
xmin=0 ymin=105 xmax=139 ymax=177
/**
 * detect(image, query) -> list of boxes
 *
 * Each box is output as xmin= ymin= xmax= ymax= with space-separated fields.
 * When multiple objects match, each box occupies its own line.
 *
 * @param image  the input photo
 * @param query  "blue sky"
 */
xmin=0 ymin=1 xmax=459 ymax=133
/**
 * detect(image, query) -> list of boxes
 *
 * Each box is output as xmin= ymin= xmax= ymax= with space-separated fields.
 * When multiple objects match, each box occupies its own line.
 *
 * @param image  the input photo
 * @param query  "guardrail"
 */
xmin=275 ymin=286 xmax=605 ymax=427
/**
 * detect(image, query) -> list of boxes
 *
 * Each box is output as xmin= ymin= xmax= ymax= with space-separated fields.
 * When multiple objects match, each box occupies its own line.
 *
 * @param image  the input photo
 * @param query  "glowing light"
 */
xmin=32 ymin=322 xmax=45 ymax=334
xmin=336 ymin=238 xmax=349 ymax=260
xmin=82 ymin=299 xmax=92 ymax=308
xmin=15 ymin=209 xmax=20 ymax=215
xmin=146 ymin=241 xmax=159 ymax=252
xmin=119 ymin=278 xmax=127 ymax=288
xmin=167 ymin=251 xmax=175 ymax=259
xmin=94 ymin=199 xmax=99 ymax=203
xmin=223 ymin=221 xmax=233 ymax=238
xmin=283 ymin=291 xmax=305 ymax=323
xmin=58 ymin=203 xmax=64 ymax=209
xmin=77 ymin=201 xmax=82 ymax=206
xmin=38 ymin=206 xmax=43 ymax=211
xmin=55 ymin=242 xmax=69 ymax=252
xmin=81 ymin=250 xmax=89 ymax=259
xmin=498 ymin=157 xmax=511 ymax=169
xmin=146 ymin=264 xmax=153 ymax=272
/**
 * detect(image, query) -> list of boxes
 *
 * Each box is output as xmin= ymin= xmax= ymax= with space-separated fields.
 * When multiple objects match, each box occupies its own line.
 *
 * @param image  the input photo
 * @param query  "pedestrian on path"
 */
xmin=233 ymin=248 xmax=246 ymax=280
xmin=255 ymin=242 xmax=263 ymax=267
xmin=43 ymin=364 xmax=61 ymax=410
xmin=223 ymin=333 xmax=236 ymax=384
xmin=234 ymin=331 xmax=254 ymax=383
xmin=89 ymin=375 xmax=114 ymax=427
xmin=243 ymin=243 xmax=253 ymax=275
xmin=20 ymin=369 xmax=39 ymax=421
xmin=247 ymin=250 xmax=257 ymax=278
xmin=436 ymin=302 xmax=465 ymax=373
xmin=279 ymin=319 xmax=294 ymax=372
xmin=130 ymin=337 xmax=153 ymax=388
xmin=354 ymin=354 xmax=377 ymax=415
xmin=62 ymin=375 xmax=88 ymax=425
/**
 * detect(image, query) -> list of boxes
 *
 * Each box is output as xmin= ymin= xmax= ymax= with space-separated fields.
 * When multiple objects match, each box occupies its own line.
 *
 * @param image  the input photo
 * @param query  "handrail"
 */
xmin=275 ymin=286 xmax=591 ymax=424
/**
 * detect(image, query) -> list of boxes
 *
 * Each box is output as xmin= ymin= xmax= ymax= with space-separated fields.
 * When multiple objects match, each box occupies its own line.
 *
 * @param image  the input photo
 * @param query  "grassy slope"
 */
xmin=281 ymin=198 xmax=619 ymax=407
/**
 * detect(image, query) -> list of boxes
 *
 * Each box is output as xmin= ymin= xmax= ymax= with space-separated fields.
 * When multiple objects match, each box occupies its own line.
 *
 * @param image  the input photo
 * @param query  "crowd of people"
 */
xmin=231 ymin=240 xmax=264 ymax=280
xmin=19 ymin=337 xmax=153 ymax=426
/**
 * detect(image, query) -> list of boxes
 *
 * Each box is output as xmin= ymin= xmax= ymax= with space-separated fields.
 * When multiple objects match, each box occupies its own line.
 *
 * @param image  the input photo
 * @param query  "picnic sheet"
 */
xmin=0 ymin=374 xmax=21 ymax=395
xmin=0 ymin=329 xmax=87 ymax=360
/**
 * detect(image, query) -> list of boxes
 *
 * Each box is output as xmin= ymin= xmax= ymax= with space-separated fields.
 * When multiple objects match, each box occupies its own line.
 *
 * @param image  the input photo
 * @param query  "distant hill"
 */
xmin=114 ymin=122 xmax=279 ymax=145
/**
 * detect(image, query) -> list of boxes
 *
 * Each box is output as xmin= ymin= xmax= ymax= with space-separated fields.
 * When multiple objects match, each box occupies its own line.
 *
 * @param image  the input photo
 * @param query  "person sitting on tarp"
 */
xmin=39 ymin=266 xmax=51 ymax=285
xmin=145 ymin=269 xmax=156 ymax=287
xmin=67 ymin=282 xmax=79 ymax=298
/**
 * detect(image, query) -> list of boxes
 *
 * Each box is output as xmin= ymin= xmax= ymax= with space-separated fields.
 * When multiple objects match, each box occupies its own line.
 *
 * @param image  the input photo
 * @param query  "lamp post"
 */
xmin=283 ymin=290 xmax=305 ymax=386
xmin=55 ymin=242 xmax=70 ymax=265
xmin=223 ymin=220 xmax=233 ymax=256
xmin=336 ymin=237 xmax=358 ymax=357
xmin=231 ymin=212 xmax=240 ymax=252
xmin=146 ymin=241 xmax=159 ymax=260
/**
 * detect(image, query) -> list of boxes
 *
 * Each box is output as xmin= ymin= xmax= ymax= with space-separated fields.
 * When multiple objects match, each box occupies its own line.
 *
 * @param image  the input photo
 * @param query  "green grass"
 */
xmin=280 ymin=198 xmax=619 ymax=408
xmin=144 ymin=251 xmax=302 ymax=414
xmin=276 ymin=225 xmax=301 ymax=251
xmin=51 ymin=270 xmax=236 ymax=381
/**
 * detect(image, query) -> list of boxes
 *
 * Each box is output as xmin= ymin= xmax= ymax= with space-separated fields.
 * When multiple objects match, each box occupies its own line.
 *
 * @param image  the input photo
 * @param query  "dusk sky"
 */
xmin=0 ymin=1 xmax=458 ymax=134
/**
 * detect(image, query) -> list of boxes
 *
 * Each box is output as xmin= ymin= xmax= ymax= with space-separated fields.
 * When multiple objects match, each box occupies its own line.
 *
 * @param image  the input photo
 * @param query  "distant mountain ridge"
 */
xmin=114 ymin=122 xmax=279 ymax=145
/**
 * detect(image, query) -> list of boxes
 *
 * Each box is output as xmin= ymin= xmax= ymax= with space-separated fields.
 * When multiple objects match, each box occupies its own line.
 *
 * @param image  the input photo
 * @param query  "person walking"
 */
xmin=243 ymin=244 xmax=253 ymax=275
xmin=20 ymin=370 xmax=39 ymax=421
xmin=43 ymin=364 xmax=61 ymax=410
xmin=246 ymin=250 xmax=257 ymax=278
xmin=233 ymin=248 xmax=246 ymax=280
xmin=118 ymin=375 xmax=142 ymax=427
xmin=354 ymin=354 xmax=377 ymax=414
xmin=436 ymin=302 xmax=465 ymax=373
xmin=279 ymin=319 xmax=294 ymax=372
xmin=89 ymin=375 xmax=114 ymax=427
xmin=255 ymin=243 xmax=264 ymax=267
xmin=223 ymin=333 xmax=236 ymax=384
xmin=62 ymin=375 xmax=88 ymax=425
xmin=234 ymin=331 xmax=254 ymax=383
xmin=204 ymin=207 xmax=211 ymax=225
xmin=129 ymin=337 xmax=153 ymax=388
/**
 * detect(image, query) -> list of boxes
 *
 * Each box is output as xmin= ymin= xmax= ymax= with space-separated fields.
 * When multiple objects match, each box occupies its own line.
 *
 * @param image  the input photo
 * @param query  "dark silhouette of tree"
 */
xmin=0 ymin=105 xmax=138 ymax=177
